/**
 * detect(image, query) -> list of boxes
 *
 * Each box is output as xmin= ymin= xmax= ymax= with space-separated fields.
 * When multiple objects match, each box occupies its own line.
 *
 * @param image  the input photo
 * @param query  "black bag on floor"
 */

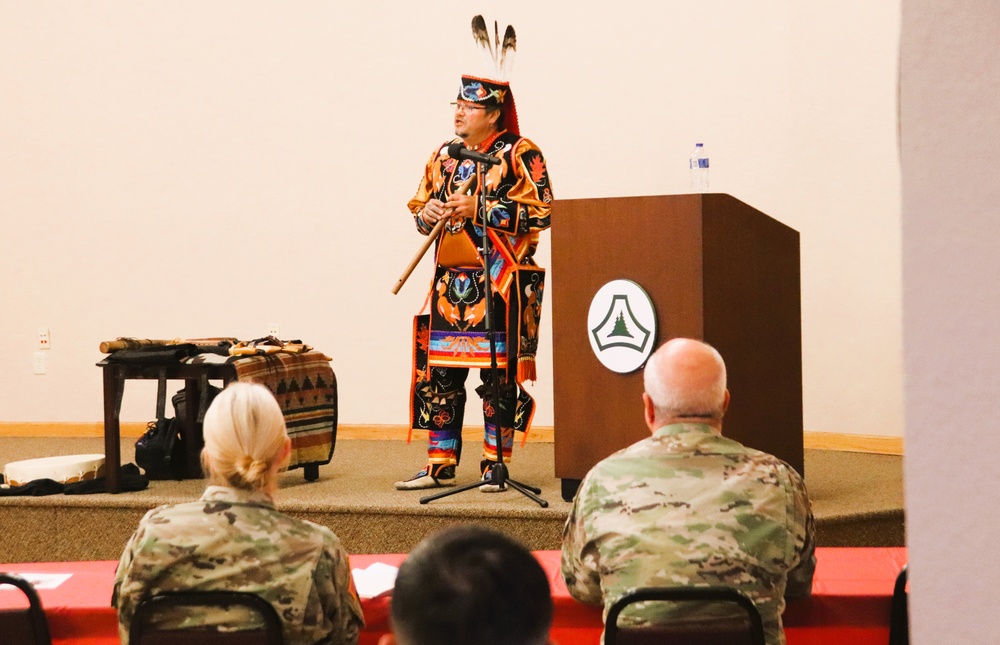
xmin=134 ymin=417 xmax=187 ymax=480
xmin=170 ymin=384 xmax=223 ymax=459
xmin=135 ymin=383 xmax=223 ymax=480
xmin=172 ymin=384 xmax=223 ymax=435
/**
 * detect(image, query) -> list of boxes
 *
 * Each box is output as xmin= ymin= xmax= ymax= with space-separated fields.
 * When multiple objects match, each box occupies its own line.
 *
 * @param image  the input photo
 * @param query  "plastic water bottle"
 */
xmin=689 ymin=143 xmax=710 ymax=193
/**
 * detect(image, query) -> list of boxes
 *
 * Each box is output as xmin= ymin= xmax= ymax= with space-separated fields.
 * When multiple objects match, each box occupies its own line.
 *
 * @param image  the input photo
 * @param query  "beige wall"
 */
xmin=0 ymin=1 xmax=902 ymax=436
xmin=901 ymin=1 xmax=1000 ymax=642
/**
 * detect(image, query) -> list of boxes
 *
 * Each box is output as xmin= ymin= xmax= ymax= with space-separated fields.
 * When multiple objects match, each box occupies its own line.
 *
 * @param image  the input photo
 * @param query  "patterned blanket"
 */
xmin=185 ymin=350 xmax=337 ymax=469
xmin=232 ymin=351 xmax=337 ymax=469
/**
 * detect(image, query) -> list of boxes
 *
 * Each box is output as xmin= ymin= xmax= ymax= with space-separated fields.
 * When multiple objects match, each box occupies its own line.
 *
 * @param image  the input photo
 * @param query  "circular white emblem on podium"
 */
xmin=587 ymin=280 xmax=657 ymax=373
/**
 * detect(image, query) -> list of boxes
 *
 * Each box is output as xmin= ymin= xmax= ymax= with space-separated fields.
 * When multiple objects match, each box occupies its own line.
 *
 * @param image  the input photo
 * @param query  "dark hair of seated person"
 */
xmin=389 ymin=524 xmax=553 ymax=645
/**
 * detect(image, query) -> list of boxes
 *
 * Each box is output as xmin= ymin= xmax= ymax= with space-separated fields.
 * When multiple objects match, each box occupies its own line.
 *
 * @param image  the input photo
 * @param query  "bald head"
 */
xmin=643 ymin=338 xmax=728 ymax=429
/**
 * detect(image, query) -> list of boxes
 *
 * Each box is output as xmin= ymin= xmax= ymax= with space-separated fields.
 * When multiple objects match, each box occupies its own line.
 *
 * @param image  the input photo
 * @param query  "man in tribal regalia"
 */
xmin=396 ymin=20 xmax=552 ymax=492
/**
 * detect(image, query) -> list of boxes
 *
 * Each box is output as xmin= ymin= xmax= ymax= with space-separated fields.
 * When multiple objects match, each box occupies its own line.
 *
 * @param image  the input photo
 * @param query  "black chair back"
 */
xmin=129 ymin=591 xmax=284 ymax=645
xmin=604 ymin=586 xmax=767 ymax=645
xmin=0 ymin=573 xmax=53 ymax=645
xmin=889 ymin=564 xmax=909 ymax=645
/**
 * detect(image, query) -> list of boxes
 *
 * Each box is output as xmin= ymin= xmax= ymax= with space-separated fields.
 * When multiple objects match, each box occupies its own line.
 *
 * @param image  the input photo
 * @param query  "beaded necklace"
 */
xmin=467 ymin=129 xmax=505 ymax=153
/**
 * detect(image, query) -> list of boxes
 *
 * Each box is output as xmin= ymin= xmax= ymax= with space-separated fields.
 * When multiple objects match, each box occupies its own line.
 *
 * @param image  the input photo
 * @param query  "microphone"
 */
xmin=447 ymin=142 xmax=502 ymax=166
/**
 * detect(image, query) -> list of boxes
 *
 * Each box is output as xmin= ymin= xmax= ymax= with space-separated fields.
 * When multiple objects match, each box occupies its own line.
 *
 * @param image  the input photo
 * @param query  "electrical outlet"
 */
xmin=268 ymin=323 xmax=280 ymax=338
xmin=38 ymin=327 xmax=51 ymax=349
xmin=33 ymin=352 xmax=46 ymax=375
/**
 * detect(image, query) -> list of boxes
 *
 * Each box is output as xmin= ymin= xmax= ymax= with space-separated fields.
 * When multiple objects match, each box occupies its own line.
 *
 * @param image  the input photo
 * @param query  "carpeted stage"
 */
xmin=0 ymin=437 xmax=904 ymax=563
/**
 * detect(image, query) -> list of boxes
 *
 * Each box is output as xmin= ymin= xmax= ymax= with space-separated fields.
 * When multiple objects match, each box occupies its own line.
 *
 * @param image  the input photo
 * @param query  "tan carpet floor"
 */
xmin=0 ymin=437 xmax=904 ymax=563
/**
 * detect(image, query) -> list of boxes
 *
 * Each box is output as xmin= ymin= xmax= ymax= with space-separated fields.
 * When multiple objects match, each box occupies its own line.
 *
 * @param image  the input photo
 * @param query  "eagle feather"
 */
xmin=471 ymin=15 xmax=495 ymax=73
xmin=470 ymin=15 xmax=516 ymax=81
xmin=500 ymin=25 xmax=517 ymax=81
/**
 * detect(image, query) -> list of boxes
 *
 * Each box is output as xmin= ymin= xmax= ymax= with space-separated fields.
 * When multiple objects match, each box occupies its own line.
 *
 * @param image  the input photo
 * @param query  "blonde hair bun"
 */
xmin=202 ymin=382 xmax=288 ymax=491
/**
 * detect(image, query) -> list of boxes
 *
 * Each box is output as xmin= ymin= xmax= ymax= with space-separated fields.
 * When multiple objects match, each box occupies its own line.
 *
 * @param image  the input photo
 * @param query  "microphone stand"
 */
xmin=421 ymin=156 xmax=548 ymax=508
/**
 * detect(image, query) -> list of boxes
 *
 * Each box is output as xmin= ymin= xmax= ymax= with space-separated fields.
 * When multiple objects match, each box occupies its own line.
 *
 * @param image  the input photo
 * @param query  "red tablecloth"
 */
xmin=0 ymin=547 xmax=906 ymax=645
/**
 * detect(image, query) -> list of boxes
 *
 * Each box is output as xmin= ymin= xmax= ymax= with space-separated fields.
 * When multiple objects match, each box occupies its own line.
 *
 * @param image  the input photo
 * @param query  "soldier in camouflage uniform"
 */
xmin=113 ymin=383 xmax=364 ymax=645
xmin=561 ymin=339 xmax=815 ymax=645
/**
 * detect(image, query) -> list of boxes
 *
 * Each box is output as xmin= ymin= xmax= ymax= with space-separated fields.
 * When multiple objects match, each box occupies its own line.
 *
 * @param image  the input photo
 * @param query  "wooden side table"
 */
xmin=98 ymin=358 xmax=238 ymax=493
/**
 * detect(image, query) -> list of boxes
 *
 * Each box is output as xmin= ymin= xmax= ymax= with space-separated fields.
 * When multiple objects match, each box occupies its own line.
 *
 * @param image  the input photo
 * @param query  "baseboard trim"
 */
xmin=0 ymin=423 xmax=902 ymax=454
xmin=802 ymin=431 xmax=903 ymax=455
xmin=0 ymin=422 xmax=152 ymax=438
xmin=0 ymin=422 xmax=557 ymax=442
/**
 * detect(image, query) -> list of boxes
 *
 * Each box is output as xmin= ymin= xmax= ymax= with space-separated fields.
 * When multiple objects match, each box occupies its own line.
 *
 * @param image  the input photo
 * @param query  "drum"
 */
xmin=4 ymin=454 xmax=106 ymax=487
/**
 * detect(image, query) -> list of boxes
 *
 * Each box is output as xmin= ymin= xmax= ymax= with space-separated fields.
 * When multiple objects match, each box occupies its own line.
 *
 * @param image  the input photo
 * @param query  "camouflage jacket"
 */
xmin=561 ymin=423 xmax=816 ymax=645
xmin=113 ymin=486 xmax=364 ymax=645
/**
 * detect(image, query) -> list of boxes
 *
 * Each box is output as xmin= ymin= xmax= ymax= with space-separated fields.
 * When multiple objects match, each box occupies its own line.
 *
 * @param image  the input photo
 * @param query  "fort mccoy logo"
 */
xmin=587 ymin=280 xmax=657 ymax=373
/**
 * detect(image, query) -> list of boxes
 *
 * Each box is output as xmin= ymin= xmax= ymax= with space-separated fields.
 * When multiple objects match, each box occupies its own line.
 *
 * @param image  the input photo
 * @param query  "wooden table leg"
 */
xmin=102 ymin=365 xmax=124 ymax=493
xmin=183 ymin=378 xmax=202 ymax=478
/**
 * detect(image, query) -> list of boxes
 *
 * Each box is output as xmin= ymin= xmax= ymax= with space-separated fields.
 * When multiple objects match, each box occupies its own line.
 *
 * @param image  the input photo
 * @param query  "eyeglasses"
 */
xmin=450 ymin=102 xmax=487 ymax=113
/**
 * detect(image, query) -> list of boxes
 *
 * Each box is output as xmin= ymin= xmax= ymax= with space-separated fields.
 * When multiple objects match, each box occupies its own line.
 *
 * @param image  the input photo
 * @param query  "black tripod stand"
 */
xmin=421 ymin=155 xmax=547 ymax=508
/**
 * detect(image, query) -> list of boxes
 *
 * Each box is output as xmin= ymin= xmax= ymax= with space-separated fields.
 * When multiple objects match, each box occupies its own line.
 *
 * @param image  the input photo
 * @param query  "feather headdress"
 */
xmin=471 ymin=15 xmax=516 ymax=82
xmin=461 ymin=15 xmax=521 ymax=135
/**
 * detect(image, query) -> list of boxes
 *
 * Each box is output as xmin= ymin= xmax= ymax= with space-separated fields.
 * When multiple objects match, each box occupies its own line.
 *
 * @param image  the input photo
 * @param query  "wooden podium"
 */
xmin=551 ymin=194 xmax=803 ymax=500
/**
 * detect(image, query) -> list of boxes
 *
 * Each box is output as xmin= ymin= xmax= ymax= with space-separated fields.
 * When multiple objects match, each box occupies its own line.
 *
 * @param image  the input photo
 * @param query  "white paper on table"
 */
xmin=0 ymin=573 xmax=73 ymax=590
xmin=350 ymin=562 xmax=398 ymax=599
